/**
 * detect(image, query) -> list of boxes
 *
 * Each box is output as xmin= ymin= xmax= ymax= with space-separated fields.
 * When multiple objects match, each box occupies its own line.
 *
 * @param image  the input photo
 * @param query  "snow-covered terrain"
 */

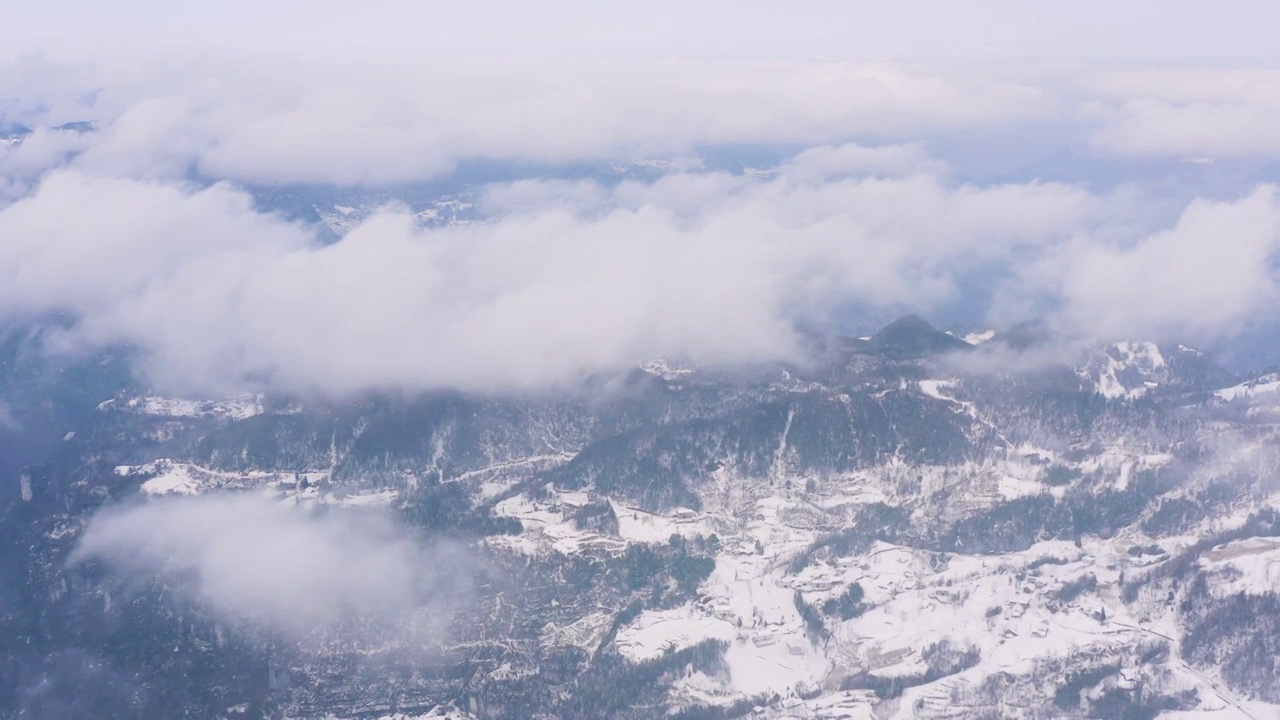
xmin=471 ymin=437 xmax=1280 ymax=718
xmin=1216 ymin=374 xmax=1280 ymax=402
xmin=1078 ymin=341 xmax=1168 ymax=399
xmin=106 ymin=394 xmax=265 ymax=420
xmin=12 ymin=327 xmax=1280 ymax=718
xmin=117 ymin=460 xmax=385 ymax=507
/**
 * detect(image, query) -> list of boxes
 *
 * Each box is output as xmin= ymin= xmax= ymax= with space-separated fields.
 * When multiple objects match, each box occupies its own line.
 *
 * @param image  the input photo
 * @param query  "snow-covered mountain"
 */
xmin=3 ymin=316 xmax=1280 ymax=719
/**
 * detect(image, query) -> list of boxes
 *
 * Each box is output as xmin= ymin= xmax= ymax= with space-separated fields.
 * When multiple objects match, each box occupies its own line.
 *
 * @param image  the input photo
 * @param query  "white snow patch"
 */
xmin=614 ymin=604 xmax=737 ymax=662
xmin=1079 ymin=341 xmax=1167 ymax=399
xmin=332 ymin=489 xmax=399 ymax=507
xmin=490 ymin=489 xmax=627 ymax=556
xmin=1216 ymin=374 xmax=1280 ymax=401
xmin=121 ymin=395 xmax=264 ymax=420
xmin=361 ymin=706 xmax=478 ymax=720
xmin=639 ymin=358 xmax=695 ymax=381
xmin=615 ymin=503 xmax=709 ymax=543
xmin=918 ymin=379 xmax=955 ymax=401
xmin=1198 ymin=536 xmax=1280 ymax=597
xmin=117 ymin=461 xmax=329 ymax=499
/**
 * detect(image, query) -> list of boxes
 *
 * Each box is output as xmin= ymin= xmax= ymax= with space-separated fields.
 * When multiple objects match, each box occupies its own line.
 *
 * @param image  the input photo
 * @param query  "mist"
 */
xmin=71 ymin=493 xmax=474 ymax=640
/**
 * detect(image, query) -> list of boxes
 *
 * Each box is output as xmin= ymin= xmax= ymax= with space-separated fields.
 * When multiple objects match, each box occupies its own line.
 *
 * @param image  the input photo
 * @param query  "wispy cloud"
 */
xmin=71 ymin=493 xmax=473 ymax=640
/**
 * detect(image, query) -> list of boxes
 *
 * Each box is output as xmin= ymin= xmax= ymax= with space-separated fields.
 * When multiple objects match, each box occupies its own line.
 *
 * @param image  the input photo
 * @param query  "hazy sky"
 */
xmin=5 ymin=0 xmax=1279 ymax=63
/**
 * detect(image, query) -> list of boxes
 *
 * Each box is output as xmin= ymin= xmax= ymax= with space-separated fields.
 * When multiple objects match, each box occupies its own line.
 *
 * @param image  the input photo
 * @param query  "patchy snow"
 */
xmin=540 ymin=610 xmax=615 ymax=653
xmin=138 ymin=464 xmax=205 ymax=495
xmin=115 ymin=372 xmax=1280 ymax=718
xmin=610 ymin=156 xmax=705 ymax=173
xmin=1198 ymin=536 xmax=1280 ymax=597
xmin=916 ymin=379 xmax=1014 ymax=449
xmin=1164 ymin=702 xmax=1280 ymax=719
xmin=358 ymin=706 xmax=477 ymax=720
xmin=1216 ymin=374 xmax=1280 ymax=401
xmin=615 ymin=503 xmax=710 ymax=543
xmin=451 ymin=453 xmax=575 ymax=497
xmin=413 ymin=198 xmax=475 ymax=227
xmin=490 ymin=489 xmax=627 ymax=556
xmin=545 ymin=442 xmax=1274 ymax=717
xmin=614 ymin=604 xmax=737 ymax=661
xmin=119 ymin=395 xmax=264 ymax=420
xmin=118 ymin=461 xmax=330 ymax=499
xmin=1076 ymin=446 xmax=1174 ymax=490
xmin=639 ymin=358 xmax=695 ymax=381
xmin=918 ymin=379 xmax=955 ymax=401
xmin=1079 ymin=341 xmax=1167 ymax=399
xmin=490 ymin=484 xmax=715 ymax=557
xmin=332 ymin=489 xmax=400 ymax=507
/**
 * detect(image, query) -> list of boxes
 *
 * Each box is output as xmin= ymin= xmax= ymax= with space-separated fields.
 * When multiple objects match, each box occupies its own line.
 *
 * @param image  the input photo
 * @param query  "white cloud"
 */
xmin=784 ymin=142 xmax=949 ymax=181
xmin=1091 ymin=99 xmax=1280 ymax=160
xmin=1054 ymin=186 xmax=1280 ymax=340
xmin=1081 ymin=68 xmax=1280 ymax=160
xmin=12 ymin=59 xmax=1280 ymax=184
xmin=1079 ymin=67 xmax=1280 ymax=108
xmin=0 ymin=172 xmax=310 ymax=324
xmin=71 ymin=493 xmax=471 ymax=638
xmin=3 ymin=56 xmax=1280 ymax=394
xmin=0 ymin=58 xmax=1058 ymax=186
xmin=0 ymin=164 xmax=1099 ymax=395
xmin=0 ymin=127 xmax=97 ymax=188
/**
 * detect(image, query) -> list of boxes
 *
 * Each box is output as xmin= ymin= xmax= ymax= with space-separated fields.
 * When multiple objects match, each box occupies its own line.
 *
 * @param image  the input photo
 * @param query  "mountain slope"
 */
xmin=1 ymin=318 xmax=1278 ymax=719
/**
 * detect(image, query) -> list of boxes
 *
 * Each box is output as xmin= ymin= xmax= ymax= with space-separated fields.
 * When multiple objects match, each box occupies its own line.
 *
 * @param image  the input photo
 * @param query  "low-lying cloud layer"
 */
xmin=3 ymin=58 xmax=1280 ymax=395
xmin=0 ymin=158 xmax=1084 ymax=394
xmin=2 ymin=153 xmax=1279 ymax=395
xmin=71 ymin=493 xmax=471 ymax=638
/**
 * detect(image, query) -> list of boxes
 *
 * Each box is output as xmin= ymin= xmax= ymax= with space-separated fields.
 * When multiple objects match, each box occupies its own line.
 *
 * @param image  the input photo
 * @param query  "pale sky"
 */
xmin=4 ymin=0 xmax=1279 ymax=63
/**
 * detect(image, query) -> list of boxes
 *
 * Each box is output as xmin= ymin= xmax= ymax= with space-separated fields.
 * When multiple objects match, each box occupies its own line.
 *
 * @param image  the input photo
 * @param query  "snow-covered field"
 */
xmin=478 ymin=443 xmax=1280 ymax=719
